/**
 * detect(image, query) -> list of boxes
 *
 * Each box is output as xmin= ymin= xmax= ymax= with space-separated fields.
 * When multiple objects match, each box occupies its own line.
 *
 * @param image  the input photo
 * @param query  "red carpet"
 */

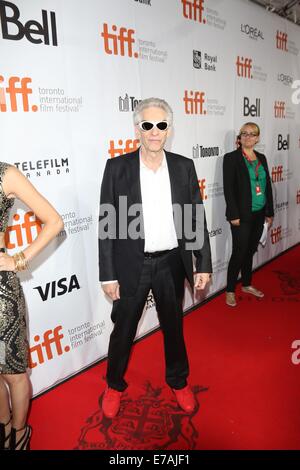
xmin=28 ymin=245 xmax=300 ymax=450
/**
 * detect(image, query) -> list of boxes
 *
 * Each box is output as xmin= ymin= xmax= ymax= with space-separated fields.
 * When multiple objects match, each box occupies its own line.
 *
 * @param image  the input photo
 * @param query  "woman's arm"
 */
xmin=2 ymin=166 xmax=63 ymax=268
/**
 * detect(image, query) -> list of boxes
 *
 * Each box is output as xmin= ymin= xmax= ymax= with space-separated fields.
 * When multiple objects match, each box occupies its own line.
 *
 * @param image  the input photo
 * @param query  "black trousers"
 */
xmin=226 ymin=209 xmax=265 ymax=292
xmin=106 ymin=248 xmax=189 ymax=392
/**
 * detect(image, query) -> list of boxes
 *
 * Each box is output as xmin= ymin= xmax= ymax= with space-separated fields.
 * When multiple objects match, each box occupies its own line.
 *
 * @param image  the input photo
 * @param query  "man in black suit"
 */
xmin=99 ymin=97 xmax=212 ymax=418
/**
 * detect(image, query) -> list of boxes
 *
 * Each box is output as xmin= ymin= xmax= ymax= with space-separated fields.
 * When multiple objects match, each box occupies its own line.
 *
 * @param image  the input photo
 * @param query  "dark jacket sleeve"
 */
xmin=98 ymin=159 xmax=117 ymax=282
xmin=188 ymin=160 xmax=212 ymax=273
xmin=260 ymin=154 xmax=274 ymax=217
xmin=223 ymin=152 xmax=240 ymax=221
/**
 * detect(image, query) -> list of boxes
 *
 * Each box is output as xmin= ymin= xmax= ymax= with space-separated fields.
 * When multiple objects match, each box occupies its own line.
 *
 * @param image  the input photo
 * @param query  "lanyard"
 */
xmin=242 ymin=150 xmax=261 ymax=180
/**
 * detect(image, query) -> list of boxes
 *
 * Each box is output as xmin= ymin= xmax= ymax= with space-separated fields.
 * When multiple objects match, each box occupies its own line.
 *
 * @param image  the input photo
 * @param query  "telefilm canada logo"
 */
xmin=0 ymin=0 xmax=58 ymax=46
xmin=14 ymin=158 xmax=70 ymax=178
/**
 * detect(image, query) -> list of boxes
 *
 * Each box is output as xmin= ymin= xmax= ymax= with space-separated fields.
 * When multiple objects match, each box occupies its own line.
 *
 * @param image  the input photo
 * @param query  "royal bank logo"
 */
xmin=193 ymin=50 xmax=217 ymax=71
xmin=0 ymin=0 xmax=58 ymax=46
xmin=240 ymin=23 xmax=264 ymax=40
xmin=118 ymin=93 xmax=141 ymax=112
xmin=192 ymin=145 xmax=220 ymax=158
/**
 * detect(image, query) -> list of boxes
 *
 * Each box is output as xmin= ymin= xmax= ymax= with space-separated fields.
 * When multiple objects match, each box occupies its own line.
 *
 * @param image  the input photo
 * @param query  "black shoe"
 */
xmin=10 ymin=424 xmax=32 ymax=450
xmin=0 ymin=416 xmax=11 ymax=450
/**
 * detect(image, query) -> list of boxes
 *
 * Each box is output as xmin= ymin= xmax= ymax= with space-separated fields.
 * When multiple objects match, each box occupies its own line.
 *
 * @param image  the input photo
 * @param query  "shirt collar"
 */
xmin=139 ymin=149 xmax=167 ymax=171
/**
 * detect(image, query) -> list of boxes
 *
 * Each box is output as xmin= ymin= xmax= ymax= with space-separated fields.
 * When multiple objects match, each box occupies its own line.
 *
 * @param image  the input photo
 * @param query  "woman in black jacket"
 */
xmin=223 ymin=122 xmax=274 ymax=307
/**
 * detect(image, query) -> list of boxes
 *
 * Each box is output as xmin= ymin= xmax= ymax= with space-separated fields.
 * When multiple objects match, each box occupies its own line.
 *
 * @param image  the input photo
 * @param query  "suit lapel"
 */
xmin=127 ymin=150 xmax=142 ymax=204
xmin=166 ymin=151 xmax=182 ymax=205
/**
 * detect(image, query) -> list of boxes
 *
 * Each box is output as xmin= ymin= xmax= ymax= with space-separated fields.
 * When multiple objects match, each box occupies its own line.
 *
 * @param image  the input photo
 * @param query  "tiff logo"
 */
xmin=108 ymin=139 xmax=140 ymax=158
xmin=5 ymin=211 xmax=42 ymax=249
xmin=276 ymin=30 xmax=288 ymax=51
xmin=101 ymin=23 xmax=138 ymax=58
xmin=277 ymin=134 xmax=289 ymax=151
xmin=198 ymin=178 xmax=207 ymax=200
xmin=0 ymin=76 xmax=38 ymax=112
xmin=29 ymin=326 xmax=70 ymax=369
xmin=34 ymin=274 xmax=80 ymax=302
xmin=271 ymin=165 xmax=283 ymax=183
xmin=274 ymin=101 xmax=285 ymax=118
xmin=243 ymin=97 xmax=260 ymax=117
xmin=236 ymin=56 xmax=252 ymax=78
xmin=296 ymin=190 xmax=300 ymax=205
xmin=0 ymin=0 xmax=58 ymax=46
xmin=184 ymin=90 xmax=206 ymax=114
xmin=119 ymin=93 xmax=140 ymax=112
xmin=182 ymin=0 xmax=205 ymax=23
xmin=271 ymin=226 xmax=282 ymax=244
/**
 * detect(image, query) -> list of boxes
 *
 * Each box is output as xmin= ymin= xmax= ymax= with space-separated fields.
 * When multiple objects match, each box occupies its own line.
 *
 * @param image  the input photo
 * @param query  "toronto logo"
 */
xmin=75 ymin=382 xmax=207 ymax=450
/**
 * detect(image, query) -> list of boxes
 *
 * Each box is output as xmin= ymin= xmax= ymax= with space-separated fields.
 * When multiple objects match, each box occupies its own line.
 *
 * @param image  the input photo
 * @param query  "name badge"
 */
xmin=256 ymin=184 xmax=262 ymax=196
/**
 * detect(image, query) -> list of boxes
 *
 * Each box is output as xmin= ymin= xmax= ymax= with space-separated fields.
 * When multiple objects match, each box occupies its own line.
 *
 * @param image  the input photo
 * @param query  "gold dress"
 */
xmin=0 ymin=162 xmax=28 ymax=374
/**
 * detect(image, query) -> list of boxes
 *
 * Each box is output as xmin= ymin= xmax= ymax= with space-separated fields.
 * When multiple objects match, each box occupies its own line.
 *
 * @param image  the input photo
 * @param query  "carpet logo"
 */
xmin=274 ymin=271 xmax=300 ymax=296
xmin=5 ymin=211 xmax=42 ymax=250
xmin=29 ymin=325 xmax=70 ymax=369
xmin=101 ymin=23 xmax=138 ymax=58
xmin=108 ymin=139 xmax=140 ymax=158
xmin=0 ymin=0 xmax=58 ymax=46
xmin=76 ymin=382 xmax=207 ymax=450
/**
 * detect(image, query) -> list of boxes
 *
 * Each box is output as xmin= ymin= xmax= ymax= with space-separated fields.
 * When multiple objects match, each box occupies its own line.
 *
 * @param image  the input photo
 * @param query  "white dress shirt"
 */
xmin=140 ymin=152 xmax=178 ymax=252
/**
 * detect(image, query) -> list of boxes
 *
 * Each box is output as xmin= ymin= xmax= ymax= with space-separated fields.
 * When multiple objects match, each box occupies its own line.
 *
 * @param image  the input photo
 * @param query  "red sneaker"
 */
xmin=102 ymin=387 xmax=122 ymax=418
xmin=172 ymin=385 xmax=196 ymax=413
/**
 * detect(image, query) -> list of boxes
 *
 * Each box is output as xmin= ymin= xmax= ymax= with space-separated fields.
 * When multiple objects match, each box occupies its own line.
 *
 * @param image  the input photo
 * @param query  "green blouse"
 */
xmin=244 ymin=158 xmax=266 ymax=212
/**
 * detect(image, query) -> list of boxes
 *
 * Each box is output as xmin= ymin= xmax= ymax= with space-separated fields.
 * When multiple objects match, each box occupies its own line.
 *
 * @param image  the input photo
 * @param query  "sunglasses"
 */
xmin=138 ymin=121 xmax=169 ymax=131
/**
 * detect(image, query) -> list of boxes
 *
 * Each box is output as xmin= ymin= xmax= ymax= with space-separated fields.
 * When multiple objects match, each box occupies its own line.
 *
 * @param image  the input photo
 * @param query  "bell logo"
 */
xmin=277 ymin=134 xmax=289 ymax=151
xmin=243 ymin=97 xmax=260 ymax=117
xmin=101 ymin=23 xmax=138 ymax=58
xmin=276 ymin=31 xmax=288 ymax=51
xmin=236 ymin=56 xmax=252 ymax=78
xmin=29 ymin=326 xmax=70 ymax=369
xmin=182 ymin=0 xmax=205 ymax=24
xmin=198 ymin=179 xmax=207 ymax=200
xmin=108 ymin=139 xmax=140 ymax=158
xmin=271 ymin=226 xmax=282 ymax=244
xmin=0 ymin=75 xmax=38 ymax=112
xmin=184 ymin=90 xmax=206 ymax=115
xmin=296 ymin=190 xmax=300 ymax=205
xmin=274 ymin=101 xmax=285 ymax=118
xmin=271 ymin=165 xmax=283 ymax=183
xmin=33 ymin=274 xmax=81 ymax=302
xmin=0 ymin=0 xmax=58 ymax=46
xmin=5 ymin=211 xmax=42 ymax=249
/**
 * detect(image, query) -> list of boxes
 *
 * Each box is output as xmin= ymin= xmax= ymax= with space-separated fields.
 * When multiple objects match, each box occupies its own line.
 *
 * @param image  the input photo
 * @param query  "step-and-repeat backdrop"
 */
xmin=1 ymin=0 xmax=299 ymax=395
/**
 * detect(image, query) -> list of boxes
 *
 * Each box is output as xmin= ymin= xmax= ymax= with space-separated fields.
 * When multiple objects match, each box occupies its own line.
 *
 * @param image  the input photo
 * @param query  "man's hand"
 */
xmin=230 ymin=219 xmax=240 ymax=226
xmin=265 ymin=216 xmax=273 ymax=229
xmin=194 ymin=273 xmax=211 ymax=290
xmin=102 ymin=281 xmax=120 ymax=301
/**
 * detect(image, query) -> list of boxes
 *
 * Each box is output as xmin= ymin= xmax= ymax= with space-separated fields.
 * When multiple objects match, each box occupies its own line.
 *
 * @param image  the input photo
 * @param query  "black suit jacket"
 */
xmin=223 ymin=148 xmax=274 ymax=222
xmin=98 ymin=149 xmax=212 ymax=296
